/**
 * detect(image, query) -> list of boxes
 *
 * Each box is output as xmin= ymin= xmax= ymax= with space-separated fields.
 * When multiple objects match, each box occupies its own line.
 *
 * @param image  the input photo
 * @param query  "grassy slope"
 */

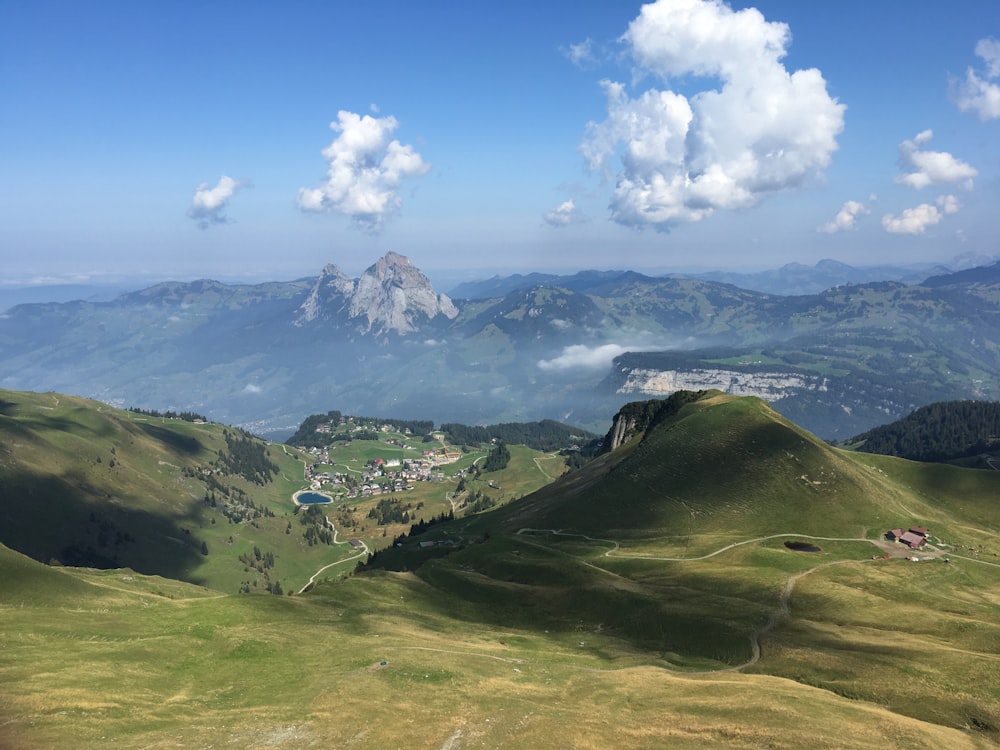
xmin=0 ymin=389 xmax=563 ymax=594
xmin=1 ymin=542 xmax=991 ymax=750
xmin=3 ymin=391 xmax=999 ymax=747
xmin=364 ymin=392 xmax=1000 ymax=740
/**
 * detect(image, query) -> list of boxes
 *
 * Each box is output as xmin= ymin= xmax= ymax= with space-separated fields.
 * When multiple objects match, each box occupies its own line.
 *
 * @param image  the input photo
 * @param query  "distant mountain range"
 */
xmin=3 ymin=252 xmax=1000 ymax=439
xmin=446 ymin=257 xmax=974 ymax=300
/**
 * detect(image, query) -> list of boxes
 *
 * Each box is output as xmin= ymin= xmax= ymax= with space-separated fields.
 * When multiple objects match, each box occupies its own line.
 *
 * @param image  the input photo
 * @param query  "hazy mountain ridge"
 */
xmin=448 ymin=259 xmax=962 ymax=299
xmin=3 ymin=254 xmax=1000 ymax=439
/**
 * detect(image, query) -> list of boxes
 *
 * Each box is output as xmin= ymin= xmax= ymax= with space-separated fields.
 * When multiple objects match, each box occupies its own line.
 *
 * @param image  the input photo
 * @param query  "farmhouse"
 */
xmin=886 ymin=526 xmax=929 ymax=549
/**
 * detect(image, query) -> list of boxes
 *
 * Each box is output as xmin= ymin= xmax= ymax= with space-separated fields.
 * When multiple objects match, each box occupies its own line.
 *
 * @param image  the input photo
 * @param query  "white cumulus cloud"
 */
xmin=242 ymin=383 xmax=263 ymax=395
xmin=882 ymin=194 xmax=960 ymax=235
xmin=581 ymin=0 xmax=845 ymax=230
xmin=895 ymin=130 xmax=977 ymax=190
xmin=538 ymin=344 xmax=631 ymax=372
xmin=543 ymin=199 xmax=586 ymax=227
xmin=297 ymin=110 xmax=430 ymax=232
xmin=188 ymin=176 xmax=247 ymax=229
xmin=818 ymin=199 xmax=869 ymax=233
xmin=953 ymin=38 xmax=1000 ymax=121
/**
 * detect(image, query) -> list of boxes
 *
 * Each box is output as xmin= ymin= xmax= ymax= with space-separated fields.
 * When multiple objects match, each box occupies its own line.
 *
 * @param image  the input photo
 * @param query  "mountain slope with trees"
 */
xmin=844 ymin=400 xmax=1000 ymax=464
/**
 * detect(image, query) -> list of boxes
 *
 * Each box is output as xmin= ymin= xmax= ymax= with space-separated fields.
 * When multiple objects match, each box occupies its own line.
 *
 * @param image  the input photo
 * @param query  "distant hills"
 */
xmin=447 ymin=258 xmax=957 ymax=299
xmin=4 ymin=253 xmax=1000 ymax=439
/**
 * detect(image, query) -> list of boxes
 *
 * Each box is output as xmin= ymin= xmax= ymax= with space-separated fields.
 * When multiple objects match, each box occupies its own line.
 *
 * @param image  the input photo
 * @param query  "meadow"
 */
xmin=2 ymin=390 xmax=999 ymax=748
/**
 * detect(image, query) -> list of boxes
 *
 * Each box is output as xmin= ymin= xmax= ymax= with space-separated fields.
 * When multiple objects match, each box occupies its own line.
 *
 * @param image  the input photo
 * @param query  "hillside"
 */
xmin=0 ymin=389 xmax=568 ymax=594
xmin=844 ymin=399 xmax=1000 ymax=466
xmin=359 ymin=391 xmax=1000 ymax=741
xmin=2 ymin=391 xmax=1000 ymax=747
xmin=3 ymin=391 xmax=1000 ymax=747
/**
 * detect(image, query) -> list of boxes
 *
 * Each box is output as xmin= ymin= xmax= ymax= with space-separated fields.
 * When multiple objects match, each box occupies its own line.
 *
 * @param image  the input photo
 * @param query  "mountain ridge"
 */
xmin=3 ymin=253 xmax=1000 ymax=440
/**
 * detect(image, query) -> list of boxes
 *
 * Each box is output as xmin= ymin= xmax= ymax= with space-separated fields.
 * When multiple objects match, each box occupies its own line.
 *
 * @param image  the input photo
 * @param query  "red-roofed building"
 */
xmin=909 ymin=526 xmax=929 ymax=537
xmin=886 ymin=528 xmax=905 ymax=542
xmin=899 ymin=531 xmax=927 ymax=548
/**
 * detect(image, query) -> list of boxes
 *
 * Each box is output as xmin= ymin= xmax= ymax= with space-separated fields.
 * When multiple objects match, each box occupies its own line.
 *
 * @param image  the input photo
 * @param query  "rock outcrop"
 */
xmin=617 ymin=368 xmax=828 ymax=401
xmin=296 ymin=252 xmax=458 ymax=335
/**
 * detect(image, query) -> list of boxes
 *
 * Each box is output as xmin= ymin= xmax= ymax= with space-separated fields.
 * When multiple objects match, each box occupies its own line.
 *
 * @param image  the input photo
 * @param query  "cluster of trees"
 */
xmin=406 ymin=509 xmax=454 ymax=537
xmin=851 ymin=400 xmax=1000 ymax=462
xmin=213 ymin=430 xmax=278 ymax=485
xmin=200 ymin=476 xmax=276 ymax=525
xmin=128 ymin=406 xmax=207 ymax=422
xmin=286 ymin=409 xmax=434 ymax=448
xmin=239 ymin=545 xmax=275 ymax=573
xmin=441 ymin=419 xmax=596 ymax=452
xmin=299 ymin=505 xmax=334 ymax=545
xmin=462 ymin=490 xmax=496 ymax=515
xmin=367 ymin=497 xmax=415 ymax=525
xmin=482 ymin=441 xmax=511 ymax=472
xmin=238 ymin=578 xmax=283 ymax=595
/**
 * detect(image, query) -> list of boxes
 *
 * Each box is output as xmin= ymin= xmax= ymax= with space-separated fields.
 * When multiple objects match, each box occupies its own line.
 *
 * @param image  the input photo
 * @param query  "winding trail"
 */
xmin=532 ymin=452 xmax=559 ymax=481
xmin=296 ymin=519 xmax=369 ymax=594
xmin=516 ymin=529 xmax=888 ymax=562
xmin=731 ymin=558 xmax=864 ymax=672
xmin=511 ymin=528 xmax=996 ymax=674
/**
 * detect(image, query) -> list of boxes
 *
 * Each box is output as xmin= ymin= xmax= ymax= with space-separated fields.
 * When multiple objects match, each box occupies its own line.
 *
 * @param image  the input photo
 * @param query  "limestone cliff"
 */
xmin=296 ymin=252 xmax=458 ymax=335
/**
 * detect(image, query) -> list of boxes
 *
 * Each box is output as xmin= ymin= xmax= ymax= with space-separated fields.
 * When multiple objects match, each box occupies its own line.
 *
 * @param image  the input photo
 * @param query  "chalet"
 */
xmin=348 ymin=539 xmax=364 ymax=549
xmin=899 ymin=531 xmax=927 ymax=548
xmin=887 ymin=526 xmax=930 ymax=549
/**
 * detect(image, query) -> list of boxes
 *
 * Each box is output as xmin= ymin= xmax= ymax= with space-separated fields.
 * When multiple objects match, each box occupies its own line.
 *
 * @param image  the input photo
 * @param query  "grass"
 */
xmin=2 ymin=542 xmax=996 ymax=749
xmin=0 ymin=389 xmax=570 ymax=596
xmin=3 ymin=389 xmax=1000 ymax=747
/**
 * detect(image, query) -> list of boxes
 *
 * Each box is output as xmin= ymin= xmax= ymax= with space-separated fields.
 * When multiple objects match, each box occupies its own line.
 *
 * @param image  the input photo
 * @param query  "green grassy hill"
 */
xmin=0 ymin=389 xmax=565 ymax=594
xmin=2 ymin=390 xmax=999 ymax=748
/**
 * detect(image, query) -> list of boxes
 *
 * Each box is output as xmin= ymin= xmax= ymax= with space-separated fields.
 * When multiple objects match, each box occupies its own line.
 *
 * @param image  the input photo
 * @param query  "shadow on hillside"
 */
xmin=368 ymin=534 xmax=926 ymax=672
xmin=0 ymin=399 xmax=15 ymax=416
xmin=13 ymin=412 xmax=117 ymax=441
xmin=0 ymin=468 xmax=207 ymax=585
xmin=135 ymin=422 xmax=203 ymax=455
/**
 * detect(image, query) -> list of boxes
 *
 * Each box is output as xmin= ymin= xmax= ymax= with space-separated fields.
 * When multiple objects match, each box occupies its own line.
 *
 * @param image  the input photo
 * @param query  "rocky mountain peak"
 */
xmin=296 ymin=253 xmax=458 ymax=335
xmin=297 ymin=263 xmax=355 ymax=324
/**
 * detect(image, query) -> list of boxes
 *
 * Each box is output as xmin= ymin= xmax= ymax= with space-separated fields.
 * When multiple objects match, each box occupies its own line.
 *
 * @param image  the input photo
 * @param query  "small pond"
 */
xmin=784 ymin=541 xmax=821 ymax=552
xmin=296 ymin=491 xmax=333 ymax=505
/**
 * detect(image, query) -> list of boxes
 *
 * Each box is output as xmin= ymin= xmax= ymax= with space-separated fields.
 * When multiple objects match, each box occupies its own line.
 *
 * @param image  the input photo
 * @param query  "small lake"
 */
xmin=296 ymin=491 xmax=333 ymax=505
xmin=784 ymin=541 xmax=821 ymax=552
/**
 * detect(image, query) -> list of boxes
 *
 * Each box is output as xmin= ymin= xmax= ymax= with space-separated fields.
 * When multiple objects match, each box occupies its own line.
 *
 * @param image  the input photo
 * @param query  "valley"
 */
xmin=3 ymin=388 xmax=997 ymax=748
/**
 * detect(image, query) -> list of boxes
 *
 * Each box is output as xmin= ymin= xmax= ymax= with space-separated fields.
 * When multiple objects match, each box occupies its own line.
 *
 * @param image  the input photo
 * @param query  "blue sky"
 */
xmin=2 ymin=0 xmax=998 ymax=287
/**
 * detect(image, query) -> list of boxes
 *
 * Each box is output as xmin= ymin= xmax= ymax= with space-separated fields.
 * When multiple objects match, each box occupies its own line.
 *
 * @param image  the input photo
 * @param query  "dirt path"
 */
xmin=512 ymin=528 xmax=973 ymax=674
xmin=532 ymin=452 xmax=559 ymax=481
xmin=516 ymin=529 xmax=891 ymax=562
xmin=731 ymin=558 xmax=865 ymax=672
xmin=297 ymin=519 xmax=369 ymax=594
